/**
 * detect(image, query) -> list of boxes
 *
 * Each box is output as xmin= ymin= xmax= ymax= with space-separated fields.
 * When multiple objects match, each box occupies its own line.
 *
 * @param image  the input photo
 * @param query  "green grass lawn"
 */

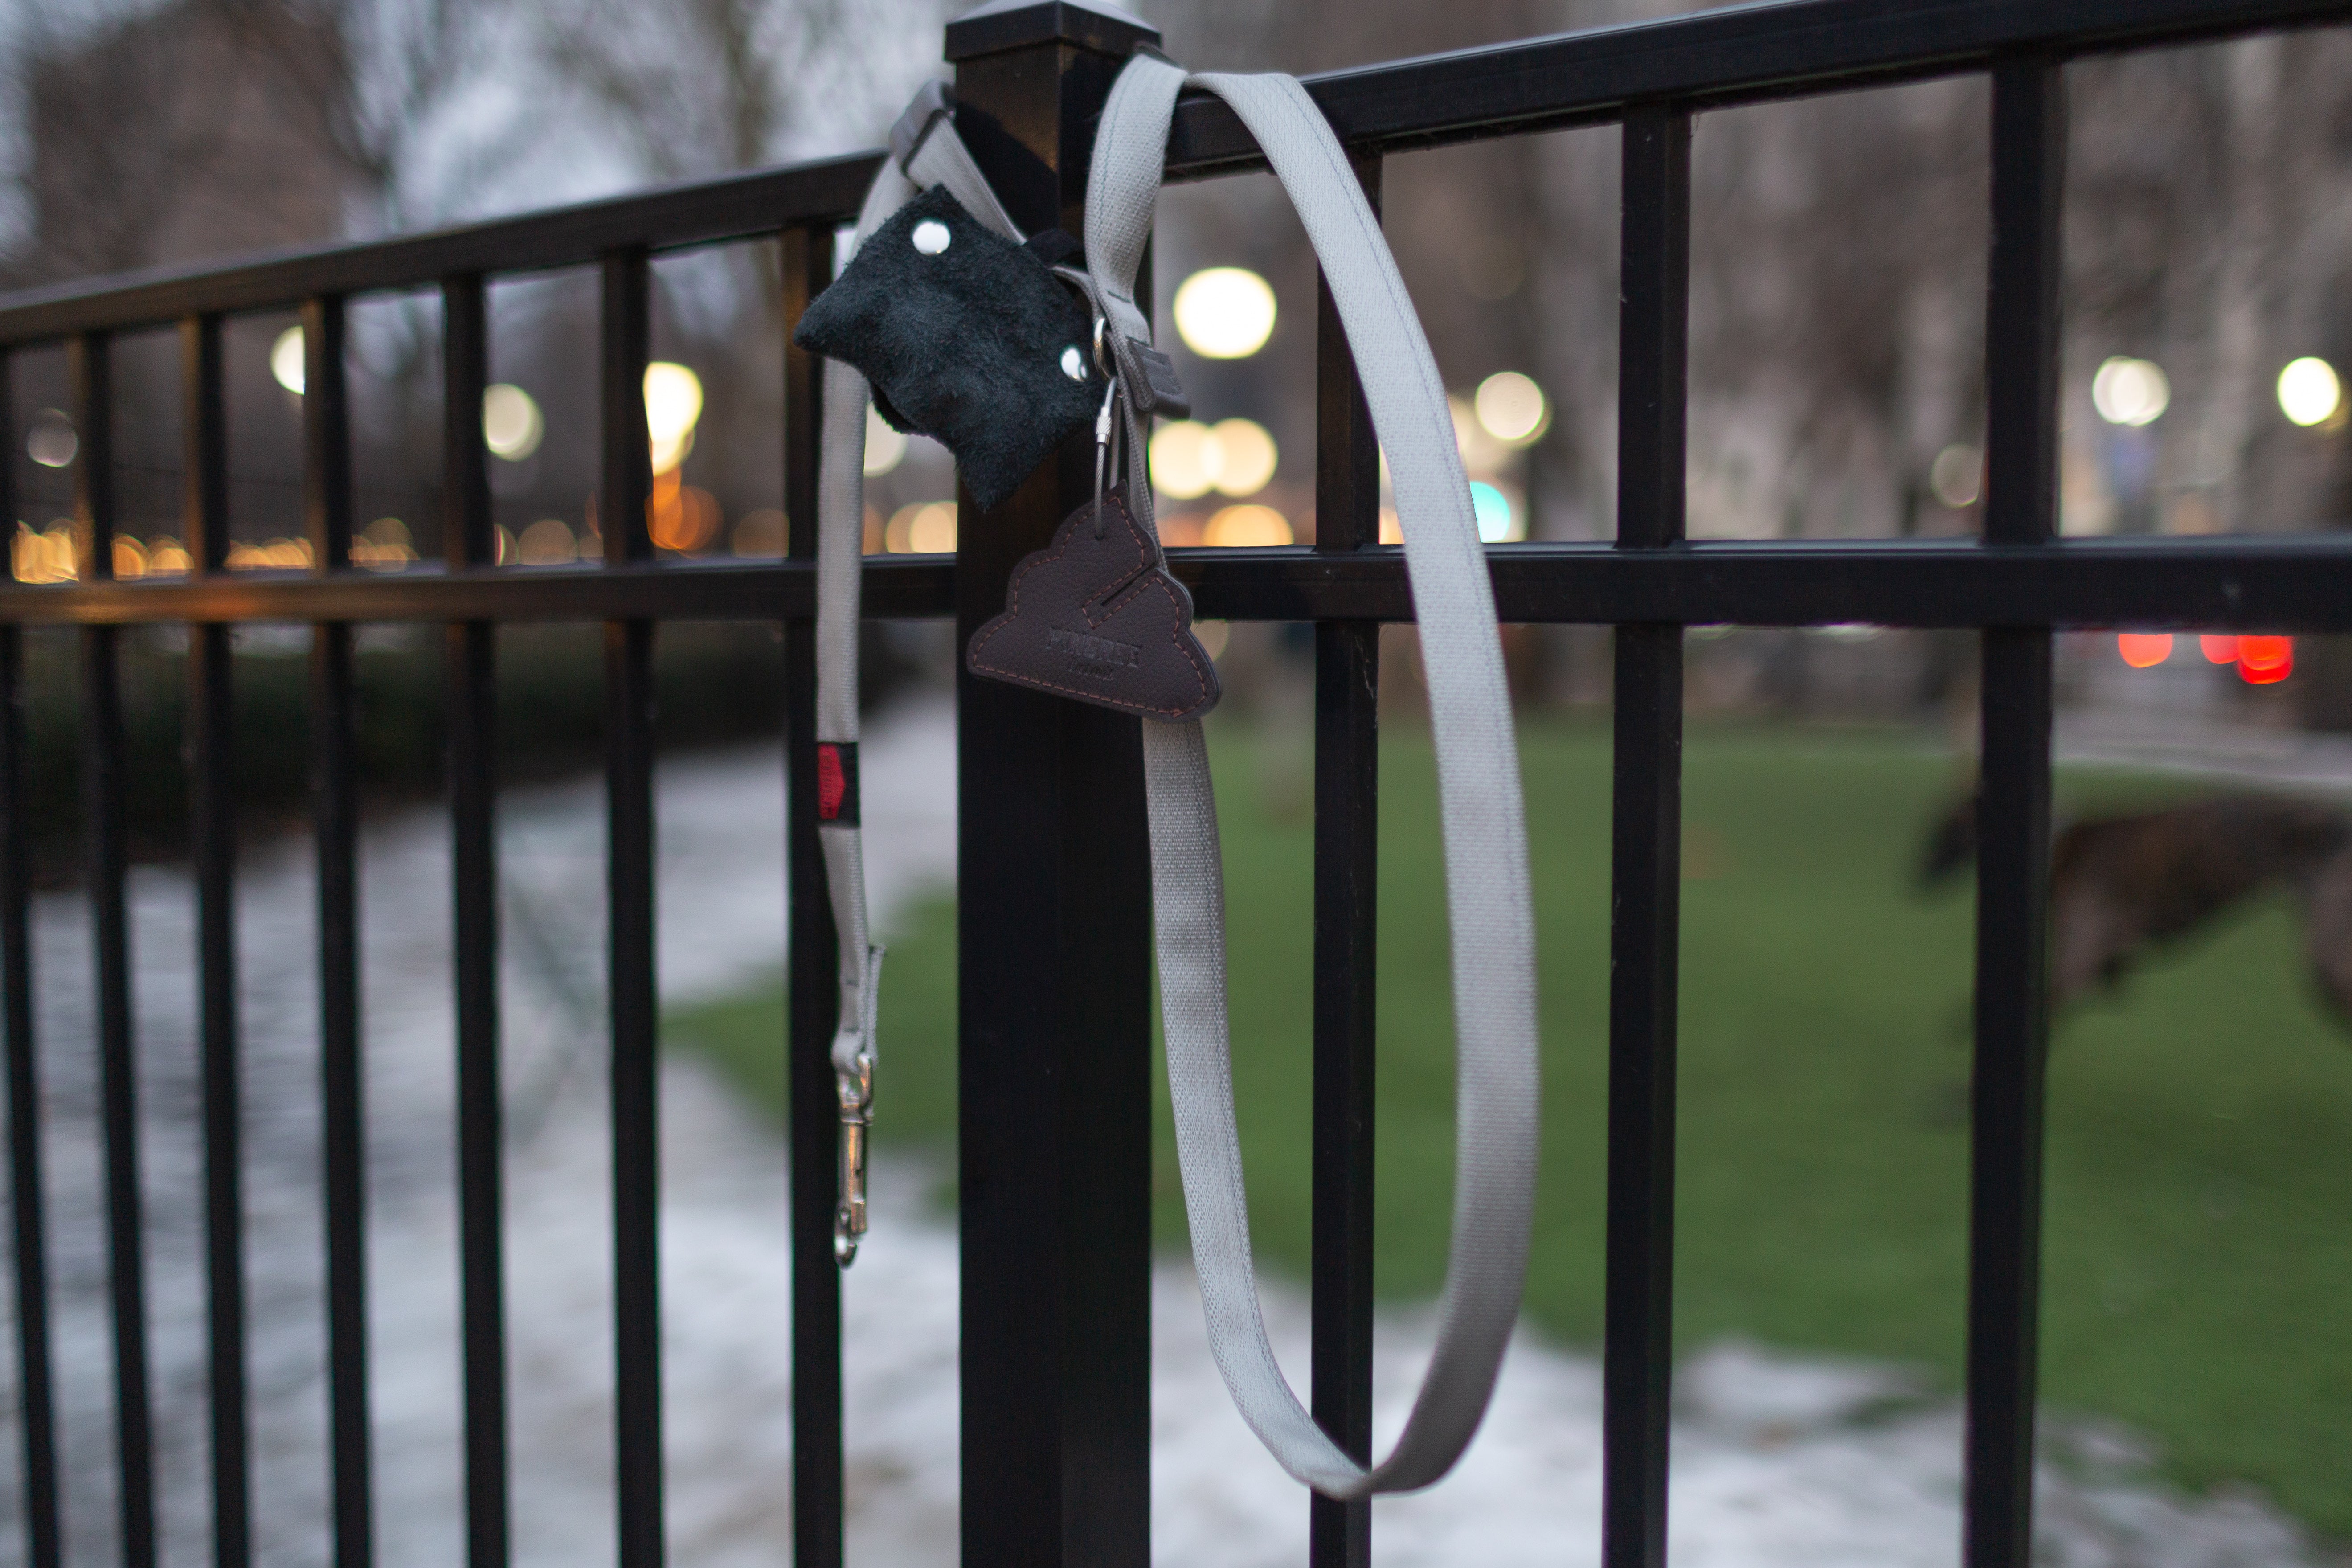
xmin=669 ymin=718 xmax=2352 ymax=1537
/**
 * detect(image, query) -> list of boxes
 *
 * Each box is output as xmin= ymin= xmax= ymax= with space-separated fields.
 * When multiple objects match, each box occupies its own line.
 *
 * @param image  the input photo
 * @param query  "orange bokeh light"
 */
xmin=2237 ymin=635 xmax=2292 ymax=683
xmin=647 ymin=467 xmax=722 ymax=553
xmin=2116 ymin=633 xmax=2172 ymax=668
xmin=2199 ymin=634 xmax=2241 ymax=664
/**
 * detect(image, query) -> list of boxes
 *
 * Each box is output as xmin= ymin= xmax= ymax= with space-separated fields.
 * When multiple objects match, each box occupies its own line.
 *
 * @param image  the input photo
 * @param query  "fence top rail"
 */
xmin=0 ymin=152 xmax=881 ymax=348
xmin=1166 ymin=0 xmax=2352 ymax=173
xmin=4 ymin=0 xmax=2347 ymax=343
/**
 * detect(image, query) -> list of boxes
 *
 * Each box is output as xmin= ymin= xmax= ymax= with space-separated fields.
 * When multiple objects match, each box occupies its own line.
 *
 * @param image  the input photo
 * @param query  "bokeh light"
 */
xmin=227 ymin=538 xmax=316 ymax=570
xmin=1172 ymin=268 xmax=1276 ymax=359
xmin=1929 ymin=443 xmax=1981 ymax=508
xmin=514 ymin=518 xmax=575 ymax=564
xmin=644 ymin=361 xmax=704 ymax=473
xmin=352 ymin=518 xmax=415 ymax=572
xmin=1207 ymin=418 xmax=1275 ymax=496
xmin=271 ymin=325 xmax=306 ymax=394
xmin=1149 ymin=418 xmax=1276 ymax=499
xmin=1204 ymin=504 xmax=1291 ymax=547
xmin=1151 ymin=421 xmax=1215 ymax=499
xmin=2200 ymin=634 xmax=2240 ymax=664
xmin=2277 ymin=358 xmax=2342 ymax=428
xmin=2092 ymin=356 xmax=2168 ymax=426
xmin=483 ymin=384 xmax=544 ymax=460
xmin=886 ymin=502 xmax=957 ymax=553
xmin=1448 ymin=395 xmax=1507 ymax=475
xmin=864 ymin=404 xmax=908 ymax=476
xmin=25 ymin=409 xmax=75 ymax=469
xmin=2117 ymin=633 xmax=2172 ymax=668
xmin=2237 ymin=635 xmax=2293 ymax=683
xmin=646 ymin=467 xmax=720 ymax=552
xmin=909 ymin=503 xmax=957 ymax=553
xmin=11 ymin=522 xmax=74 ymax=583
xmin=1470 ymin=480 xmax=1520 ymax=543
xmin=1473 ymin=371 xmax=1549 ymax=446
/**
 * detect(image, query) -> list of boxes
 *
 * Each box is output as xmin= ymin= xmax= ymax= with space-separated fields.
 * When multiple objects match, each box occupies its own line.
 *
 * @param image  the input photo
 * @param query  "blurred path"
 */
xmin=2060 ymin=706 xmax=2352 ymax=799
xmin=0 ymin=690 xmax=2336 ymax=1565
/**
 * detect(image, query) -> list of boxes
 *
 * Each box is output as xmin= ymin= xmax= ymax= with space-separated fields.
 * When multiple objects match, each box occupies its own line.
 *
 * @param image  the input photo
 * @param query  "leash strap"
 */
xmin=1089 ymin=55 xmax=1541 ymax=1498
xmin=815 ymin=87 xmax=1023 ymax=1265
xmin=816 ymin=69 xmax=1539 ymax=1494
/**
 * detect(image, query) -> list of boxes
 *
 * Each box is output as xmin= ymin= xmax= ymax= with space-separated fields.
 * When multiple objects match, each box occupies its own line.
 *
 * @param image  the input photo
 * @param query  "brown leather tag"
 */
xmin=965 ymin=488 xmax=1221 ymax=721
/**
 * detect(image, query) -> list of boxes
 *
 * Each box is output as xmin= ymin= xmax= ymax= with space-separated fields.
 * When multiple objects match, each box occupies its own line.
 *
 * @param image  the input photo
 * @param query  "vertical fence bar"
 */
xmin=0 ymin=623 xmax=49 ymax=1568
xmin=313 ymin=622 xmax=368 ymax=1568
xmin=183 ymin=309 xmax=251 ymax=1568
xmin=1311 ymin=149 xmax=1383 ymax=1568
xmin=599 ymin=247 xmax=664 ymax=1568
xmin=74 ymin=329 xmax=157 ymax=1568
xmin=946 ymin=7 xmax=1159 ymax=1562
xmin=303 ymin=298 xmax=354 ymax=572
xmin=600 ymin=252 xmax=653 ymax=574
xmin=0 ymin=343 xmax=62 ymax=1568
xmin=1604 ymin=103 xmax=1689 ymax=1568
xmin=442 ymin=273 xmax=508 ymax=1568
xmin=1967 ymin=55 xmax=2064 ymax=1568
xmin=301 ymin=292 xmax=372 ymax=1568
xmin=779 ymin=222 xmax=845 ymax=1568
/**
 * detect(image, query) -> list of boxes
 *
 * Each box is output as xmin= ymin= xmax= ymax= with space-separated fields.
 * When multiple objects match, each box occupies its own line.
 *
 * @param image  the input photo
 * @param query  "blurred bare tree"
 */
xmin=532 ymin=0 xmax=949 ymax=178
xmin=536 ymin=0 xmax=844 ymax=180
xmin=519 ymin=0 xmax=951 ymax=537
xmin=1 ymin=0 xmax=506 ymax=288
xmin=250 ymin=0 xmax=515 ymax=233
xmin=8 ymin=1 xmax=355 ymax=285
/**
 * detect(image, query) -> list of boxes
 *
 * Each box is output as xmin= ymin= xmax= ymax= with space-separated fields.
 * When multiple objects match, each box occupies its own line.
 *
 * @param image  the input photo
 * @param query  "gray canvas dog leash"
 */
xmin=1084 ymin=53 xmax=1539 ymax=1499
xmin=810 ymin=62 xmax=1538 ymax=1496
xmin=812 ymin=90 xmax=1020 ymax=1265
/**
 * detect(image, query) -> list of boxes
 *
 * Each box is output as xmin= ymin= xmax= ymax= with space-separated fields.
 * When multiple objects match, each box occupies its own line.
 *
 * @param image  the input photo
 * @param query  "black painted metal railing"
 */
xmin=4 ymin=2 xmax=2351 ymax=1566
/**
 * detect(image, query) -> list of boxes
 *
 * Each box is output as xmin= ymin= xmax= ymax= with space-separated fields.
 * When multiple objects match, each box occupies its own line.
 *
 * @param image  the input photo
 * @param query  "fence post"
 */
xmin=943 ymin=4 xmax=1159 ymax=1564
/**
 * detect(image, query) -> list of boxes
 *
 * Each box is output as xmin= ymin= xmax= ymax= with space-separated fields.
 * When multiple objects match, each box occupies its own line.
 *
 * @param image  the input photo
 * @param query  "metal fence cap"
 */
xmin=944 ymin=0 xmax=1158 ymax=63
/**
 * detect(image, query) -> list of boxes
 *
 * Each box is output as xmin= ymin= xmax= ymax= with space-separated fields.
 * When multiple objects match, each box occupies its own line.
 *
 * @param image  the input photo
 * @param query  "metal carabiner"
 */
xmin=834 ymin=1050 xmax=874 ymax=1265
xmin=1092 ymin=312 xmax=1117 ymax=381
xmin=1092 ymin=315 xmax=1123 ymax=536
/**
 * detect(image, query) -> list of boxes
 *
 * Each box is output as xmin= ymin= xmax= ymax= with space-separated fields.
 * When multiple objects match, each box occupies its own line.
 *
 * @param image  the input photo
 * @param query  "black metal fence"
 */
xmin=4 ymin=0 xmax=2350 ymax=1564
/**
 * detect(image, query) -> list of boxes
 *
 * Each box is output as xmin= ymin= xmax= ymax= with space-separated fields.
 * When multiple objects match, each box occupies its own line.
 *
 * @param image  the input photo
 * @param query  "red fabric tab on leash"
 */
xmin=814 ymin=742 xmax=861 ymax=824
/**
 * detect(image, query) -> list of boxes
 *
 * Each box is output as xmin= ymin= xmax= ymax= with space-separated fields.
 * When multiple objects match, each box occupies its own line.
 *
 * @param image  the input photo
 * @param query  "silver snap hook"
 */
xmin=1093 ymin=314 xmax=1117 ymax=381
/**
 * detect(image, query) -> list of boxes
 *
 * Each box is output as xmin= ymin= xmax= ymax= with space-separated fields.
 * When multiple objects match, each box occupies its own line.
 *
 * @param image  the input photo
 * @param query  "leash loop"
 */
xmin=1087 ymin=53 xmax=1542 ymax=1499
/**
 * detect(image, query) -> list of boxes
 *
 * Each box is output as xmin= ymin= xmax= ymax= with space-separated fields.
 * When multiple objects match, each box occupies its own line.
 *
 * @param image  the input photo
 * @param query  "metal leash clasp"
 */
xmin=834 ymin=1049 xmax=873 ymax=1264
xmin=1092 ymin=315 xmax=1124 ymax=535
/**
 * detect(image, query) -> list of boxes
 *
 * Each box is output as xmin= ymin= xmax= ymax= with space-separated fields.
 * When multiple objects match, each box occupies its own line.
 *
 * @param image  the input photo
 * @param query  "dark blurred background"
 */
xmin=9 ymin=0 xmax=2352 ymax=793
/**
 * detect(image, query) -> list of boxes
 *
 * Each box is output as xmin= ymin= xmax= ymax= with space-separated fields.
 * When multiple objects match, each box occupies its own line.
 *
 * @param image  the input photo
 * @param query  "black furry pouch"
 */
xmin=791 ymin=184 xmax=1106 ymax=512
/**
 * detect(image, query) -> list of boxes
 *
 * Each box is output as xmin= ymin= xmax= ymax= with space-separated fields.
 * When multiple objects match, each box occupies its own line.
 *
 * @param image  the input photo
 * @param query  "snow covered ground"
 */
xmin=0 ymin=691 xmax=2338 ymax=1566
